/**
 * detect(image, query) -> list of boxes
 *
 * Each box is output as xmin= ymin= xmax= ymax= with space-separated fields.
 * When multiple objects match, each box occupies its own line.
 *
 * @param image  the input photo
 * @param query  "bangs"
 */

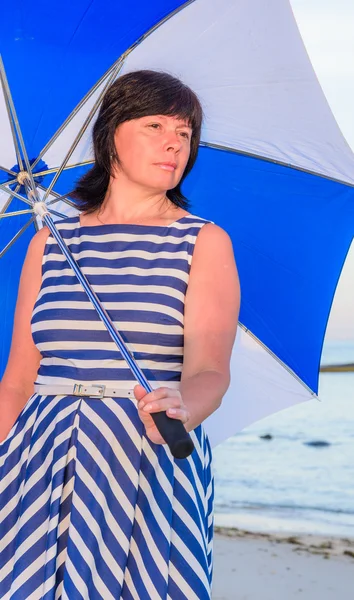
xmin=128 ymin=71 xmax=203 ymax=133
xmin=161 ymin=89 xmax=202 ymax=132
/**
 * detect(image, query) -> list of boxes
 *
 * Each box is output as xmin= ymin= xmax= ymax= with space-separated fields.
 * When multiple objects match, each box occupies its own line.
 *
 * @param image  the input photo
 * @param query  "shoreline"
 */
xmin=213 ymin=525 xmax=354 ymax=560
xmin=212 ymin=526 xmax=354 ymax=599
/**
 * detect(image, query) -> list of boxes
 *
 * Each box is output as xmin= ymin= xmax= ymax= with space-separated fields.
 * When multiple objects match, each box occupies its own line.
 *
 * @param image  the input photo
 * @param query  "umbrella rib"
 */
xmin=41 ymin=60 xmax=125 ymax=203
xmin=36 ymin=183 xmax=78 ymax=208
xmin=200 ymin=141 xmax=354 ymax=189
xmin=0 ymin=183 xmax=21 ymax=215
xmin=0 ymin=166 xmax=16 ymax=177
xmin=0 ymin=56 xmax=37 ymax=192
xmin=0 ymin=215 xmax=35 ymax=258
xmin=2 ymin=177 xmax=19 ymax=186
xmin=46 ymin=207 xmax=74 ymax=219
xmin=0 ymin=180 xmax=72 ymax=224
xmin=0 ymin=181 xmax=76 ymax=225
xmin=0 ymin=182 xmax=32 ymax=207
xmin=239 ymin=322 xmax=320 ymax=400
xmin=132 ymin=0 xmax=197 ymax=42
xmin=0 ymin=209 xmax=33 ymax=219
xmin=32 ymin=160 xmax=94 ymax=178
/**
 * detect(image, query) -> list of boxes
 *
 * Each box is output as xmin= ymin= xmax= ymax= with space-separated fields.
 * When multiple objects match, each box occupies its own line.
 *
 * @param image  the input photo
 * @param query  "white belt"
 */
xmin=33 ymin=383 xmax=135 ymax=399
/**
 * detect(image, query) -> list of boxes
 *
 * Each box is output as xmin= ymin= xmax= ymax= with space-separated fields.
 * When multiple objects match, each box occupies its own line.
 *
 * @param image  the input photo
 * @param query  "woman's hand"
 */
xmin=134 ymin=384 xmax=190 ymax=445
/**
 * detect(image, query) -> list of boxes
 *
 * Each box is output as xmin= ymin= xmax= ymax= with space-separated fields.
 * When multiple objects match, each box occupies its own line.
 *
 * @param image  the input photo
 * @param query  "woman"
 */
xmin=0 ymin=70 xmax=240 ymax=598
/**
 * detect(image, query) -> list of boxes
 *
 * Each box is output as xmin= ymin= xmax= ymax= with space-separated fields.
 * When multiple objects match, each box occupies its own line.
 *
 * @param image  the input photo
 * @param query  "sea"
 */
xmin=212 ymin=340 xmax=354 ymax=538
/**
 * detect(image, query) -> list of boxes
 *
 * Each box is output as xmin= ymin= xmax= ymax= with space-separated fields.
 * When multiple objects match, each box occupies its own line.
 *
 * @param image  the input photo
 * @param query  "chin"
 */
xmin=154 ymin=174 xmax=179 ymax=187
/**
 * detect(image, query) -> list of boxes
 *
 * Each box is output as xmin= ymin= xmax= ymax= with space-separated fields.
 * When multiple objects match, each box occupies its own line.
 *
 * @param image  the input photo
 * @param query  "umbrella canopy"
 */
xmin=1 ymin=0 xmax=353 ymax=448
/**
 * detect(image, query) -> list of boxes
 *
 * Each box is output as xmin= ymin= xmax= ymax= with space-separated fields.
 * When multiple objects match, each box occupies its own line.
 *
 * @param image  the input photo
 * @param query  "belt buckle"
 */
xmin=92 ymin=384 xmax=106 ymax=398
xmin=73 ymin=383 xmax=106 ymax=398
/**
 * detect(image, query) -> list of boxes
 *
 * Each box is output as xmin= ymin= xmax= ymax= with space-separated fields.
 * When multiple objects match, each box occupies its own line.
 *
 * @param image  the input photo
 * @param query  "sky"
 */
xmin=290 ymin=0 xmax=354 ymax=342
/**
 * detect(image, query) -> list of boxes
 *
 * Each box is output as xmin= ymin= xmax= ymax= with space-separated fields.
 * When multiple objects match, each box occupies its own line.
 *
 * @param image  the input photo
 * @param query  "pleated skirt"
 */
xmin=0 ymin=389 xmax=214 ymax=599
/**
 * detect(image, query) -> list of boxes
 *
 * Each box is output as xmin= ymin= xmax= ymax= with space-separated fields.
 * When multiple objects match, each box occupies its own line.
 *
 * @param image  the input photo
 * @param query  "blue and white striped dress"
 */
xmin=0 ymin=213 xmax=215 ymax=599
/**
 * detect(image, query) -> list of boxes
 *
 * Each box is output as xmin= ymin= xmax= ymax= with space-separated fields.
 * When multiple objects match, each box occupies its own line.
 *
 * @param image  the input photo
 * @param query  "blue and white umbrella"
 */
xmin=1 ymin=0 xmax=353 ymax=449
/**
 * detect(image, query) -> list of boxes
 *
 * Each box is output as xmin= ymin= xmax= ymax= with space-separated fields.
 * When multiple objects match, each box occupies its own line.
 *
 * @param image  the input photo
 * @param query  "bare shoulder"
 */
xmin=196 ymin=221 xmax=233 ymax=244
xmin=20 ymin=225 xmax=51 ymax=290
xmin=21 ymin=226 xmax=51 ymax=270
xmin=188 ymin=221 xmax=240 ymax=294
xmin=29 ymin=224 xmax=51 ymax=250
xmin=21 ymin=225 xmax=51 ymax=294
xmin=192 ymin=222 xmax=237 ymax=269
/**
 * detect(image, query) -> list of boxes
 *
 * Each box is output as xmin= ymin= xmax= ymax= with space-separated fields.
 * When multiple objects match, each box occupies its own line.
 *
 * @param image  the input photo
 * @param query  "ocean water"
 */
xmin=212 ymin=341 xmax=354 ymax=538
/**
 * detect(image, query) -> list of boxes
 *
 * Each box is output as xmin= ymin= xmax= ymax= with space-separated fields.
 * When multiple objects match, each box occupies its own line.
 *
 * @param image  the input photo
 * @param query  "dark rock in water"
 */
xmin=304 ymin=440 xmax=331 ymax=448
xmin=260 ymin=434 xmax=273 ymax=440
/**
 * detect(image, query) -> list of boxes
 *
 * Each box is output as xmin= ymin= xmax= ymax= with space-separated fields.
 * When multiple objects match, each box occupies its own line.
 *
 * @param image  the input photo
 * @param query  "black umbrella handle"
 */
xmin=150 ymin=410 xmax=195 ymax=459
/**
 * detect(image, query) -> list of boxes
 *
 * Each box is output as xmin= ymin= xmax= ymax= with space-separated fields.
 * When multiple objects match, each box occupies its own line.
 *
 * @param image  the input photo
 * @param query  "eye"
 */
xmin=148 ymin=123 xmax=190 ymax=139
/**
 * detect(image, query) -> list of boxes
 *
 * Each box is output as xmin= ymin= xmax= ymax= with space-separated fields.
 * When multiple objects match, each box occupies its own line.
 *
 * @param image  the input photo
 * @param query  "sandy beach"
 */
xmin=211 ymin=527 xmax=354 ymax=599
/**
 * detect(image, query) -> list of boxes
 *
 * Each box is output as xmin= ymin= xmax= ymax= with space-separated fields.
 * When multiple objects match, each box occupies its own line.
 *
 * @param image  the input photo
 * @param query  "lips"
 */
xmin=154 ymin=162 xmax=177 ymax=171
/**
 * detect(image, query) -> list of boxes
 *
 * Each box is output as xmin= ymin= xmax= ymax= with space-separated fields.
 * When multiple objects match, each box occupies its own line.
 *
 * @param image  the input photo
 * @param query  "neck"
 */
xmin=97 ymin=175 xmax=171 ymax=224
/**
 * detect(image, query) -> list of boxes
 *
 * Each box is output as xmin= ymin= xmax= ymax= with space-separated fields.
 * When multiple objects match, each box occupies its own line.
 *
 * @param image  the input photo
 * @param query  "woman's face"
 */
xmin=113 ymin=114 xmax=192 ymax=191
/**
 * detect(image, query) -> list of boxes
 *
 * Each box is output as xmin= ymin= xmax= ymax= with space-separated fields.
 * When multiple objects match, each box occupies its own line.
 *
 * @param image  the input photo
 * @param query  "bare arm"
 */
xmin=131 ymin=222 xmax=241 ymax=445
xmin=180 ymin=223 xmax=240 ymax=432
xmin=0 ymin=225 xmax=50 ymax=442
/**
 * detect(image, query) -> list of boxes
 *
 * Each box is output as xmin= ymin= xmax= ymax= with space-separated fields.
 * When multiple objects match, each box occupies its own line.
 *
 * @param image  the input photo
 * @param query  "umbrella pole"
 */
xmin=29 ymin=197 xmax=194 ymax=459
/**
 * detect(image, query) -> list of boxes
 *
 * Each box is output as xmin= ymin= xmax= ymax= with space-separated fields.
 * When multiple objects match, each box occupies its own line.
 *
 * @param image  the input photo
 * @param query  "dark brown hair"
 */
xmin=70 ymin=69 xmax=203 ymax=213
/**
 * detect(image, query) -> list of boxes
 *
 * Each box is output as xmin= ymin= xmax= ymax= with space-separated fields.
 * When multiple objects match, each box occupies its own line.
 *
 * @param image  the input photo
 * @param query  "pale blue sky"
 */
xmin=291 ymin=0 xmax=354 ymax=341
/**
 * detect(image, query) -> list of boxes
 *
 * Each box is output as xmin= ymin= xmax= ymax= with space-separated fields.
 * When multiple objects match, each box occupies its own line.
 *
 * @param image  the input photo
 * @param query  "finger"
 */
xmin=139 ymin=396 xmax=183 ymax=413
xmin=166 ymin=407 xmax=190 ymax=423
xmin=134 ymin=385 xmax=173 ymax=404
xmin=137 ymin=389 xmax=181 ymax=410
xmin=145 ymin=386 xmax=180 ymax=404
xmin=133 ymin=384 xmax=149 ymax=401
xmin=141 ymin=406 xmax=190 ymax=426
xmin=134 ymin=385 xmax=166 ymax=403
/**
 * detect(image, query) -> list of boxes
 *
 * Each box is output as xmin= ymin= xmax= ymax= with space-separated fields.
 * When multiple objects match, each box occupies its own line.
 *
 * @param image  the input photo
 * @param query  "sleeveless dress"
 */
xmin=0 ymin=213 xmax=215 ymax=600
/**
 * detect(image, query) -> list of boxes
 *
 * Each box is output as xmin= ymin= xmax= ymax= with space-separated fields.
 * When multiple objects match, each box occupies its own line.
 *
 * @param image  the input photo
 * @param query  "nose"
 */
xmin=163 ymin=131 xmax=183 ymax=152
